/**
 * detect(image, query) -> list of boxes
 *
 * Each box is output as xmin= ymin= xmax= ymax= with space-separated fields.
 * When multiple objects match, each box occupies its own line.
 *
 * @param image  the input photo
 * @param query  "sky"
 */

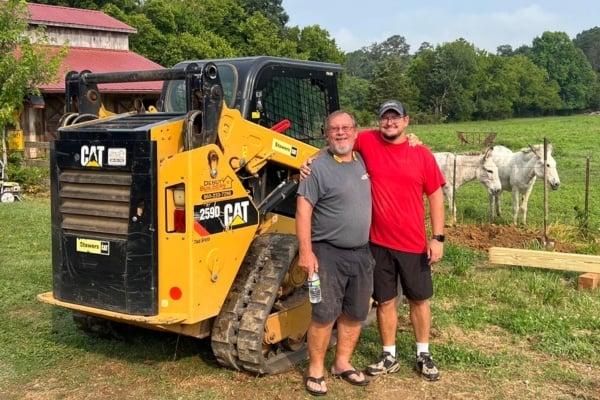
xmin=281 ymin=1 xmax=600 ymax=54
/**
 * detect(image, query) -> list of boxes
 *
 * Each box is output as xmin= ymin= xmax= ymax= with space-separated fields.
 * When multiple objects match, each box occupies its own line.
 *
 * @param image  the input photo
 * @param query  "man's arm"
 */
xmin=295 ymin=195 xmax=318 ymax=275
xmin=427 ymin=187 xmax=445 ymax=265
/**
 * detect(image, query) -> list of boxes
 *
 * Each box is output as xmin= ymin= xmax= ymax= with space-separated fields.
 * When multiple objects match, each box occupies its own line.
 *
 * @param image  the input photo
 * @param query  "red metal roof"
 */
xmin=40 ymin=47 xmax=165 ymax=93
xmin=27 ymin=3 xmax=135 ymax=33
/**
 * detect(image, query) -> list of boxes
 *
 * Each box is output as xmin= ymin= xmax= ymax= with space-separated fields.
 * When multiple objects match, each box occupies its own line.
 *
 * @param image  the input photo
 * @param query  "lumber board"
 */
xmin=488 ymin=247 xmax=600 ymax=274
xmin=578 ymin=273 xmax=600 ymax=290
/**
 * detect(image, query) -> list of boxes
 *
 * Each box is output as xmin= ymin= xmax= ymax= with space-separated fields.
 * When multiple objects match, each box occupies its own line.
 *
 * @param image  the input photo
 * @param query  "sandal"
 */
xmin=305 ymin=375 xmax=327 ymax=396
xmin=331 ymin=369 xmax=369 ymax=386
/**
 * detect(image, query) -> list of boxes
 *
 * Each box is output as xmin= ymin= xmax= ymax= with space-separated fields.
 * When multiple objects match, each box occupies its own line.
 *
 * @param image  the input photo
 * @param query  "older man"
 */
xmin=296 ymin=110 xmax=373 ymax=396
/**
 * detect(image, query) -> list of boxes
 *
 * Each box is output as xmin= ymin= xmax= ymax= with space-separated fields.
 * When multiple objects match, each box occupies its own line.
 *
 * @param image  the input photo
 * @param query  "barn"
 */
xmin=13 ymin=3 xmax=164 ymax=161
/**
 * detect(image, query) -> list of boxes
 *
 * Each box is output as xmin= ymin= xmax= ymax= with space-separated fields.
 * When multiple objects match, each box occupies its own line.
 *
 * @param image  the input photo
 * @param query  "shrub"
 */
xmin=6 ymin=152 xmax=49 ymax=195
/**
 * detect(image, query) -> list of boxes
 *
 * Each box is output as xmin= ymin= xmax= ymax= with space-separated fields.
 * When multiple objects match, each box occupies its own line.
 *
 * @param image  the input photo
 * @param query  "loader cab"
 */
xmin=160 ymin=56 xmax=342 ymax=217
xmin=160 ymin=56 xmax=341 ymax=148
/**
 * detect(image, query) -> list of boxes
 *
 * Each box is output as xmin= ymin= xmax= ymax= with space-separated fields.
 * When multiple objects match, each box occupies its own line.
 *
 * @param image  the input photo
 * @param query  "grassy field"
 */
xmin=1 ymin=115 xmax=599 ymax=399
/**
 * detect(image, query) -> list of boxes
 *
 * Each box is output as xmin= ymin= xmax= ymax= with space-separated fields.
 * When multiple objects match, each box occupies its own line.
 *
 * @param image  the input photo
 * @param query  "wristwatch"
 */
xmin=432 ymin=234 xmax=445 ymax=242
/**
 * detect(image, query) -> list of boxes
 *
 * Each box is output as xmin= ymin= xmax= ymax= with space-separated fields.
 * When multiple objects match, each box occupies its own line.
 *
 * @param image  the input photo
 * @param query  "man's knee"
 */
xmin=408 ymin=298 xmax=429 ymax=310
xmin=377 ymin=297 xmax=397 ymax=310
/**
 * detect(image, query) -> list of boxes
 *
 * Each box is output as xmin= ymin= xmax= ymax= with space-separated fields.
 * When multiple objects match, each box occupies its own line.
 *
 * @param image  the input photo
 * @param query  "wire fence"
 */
xmin=438 ymin=144 xmax=600 ymax=236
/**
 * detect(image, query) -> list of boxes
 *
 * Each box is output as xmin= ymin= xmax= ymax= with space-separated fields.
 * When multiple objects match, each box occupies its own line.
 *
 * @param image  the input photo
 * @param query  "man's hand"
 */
xmin=427 ymin=239 xmax=443 ymax=265
xmin=299 ymin=156 xmax=315 ymax=180
xmin=407 ymin=133 xmax=422 ymax=146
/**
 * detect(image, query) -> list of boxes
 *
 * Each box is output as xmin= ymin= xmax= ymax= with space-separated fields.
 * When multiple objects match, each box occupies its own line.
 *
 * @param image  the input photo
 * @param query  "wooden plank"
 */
xmin=24 ymin=159 xmax=49 ymax=168
xmin=24 ymin=141 xmax=49 ymax=149
xmin=578 ymin=273 xmax=600 ymax=290
xmin=488 ymin=247 xmax=600 ymax=274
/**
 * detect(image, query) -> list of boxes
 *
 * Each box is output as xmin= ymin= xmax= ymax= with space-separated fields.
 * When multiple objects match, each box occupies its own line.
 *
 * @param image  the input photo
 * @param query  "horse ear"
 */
xmin=527 ymin=144 xmax=538 ymax=156
xmin=483 ymin=147 xmax=492 ymax=159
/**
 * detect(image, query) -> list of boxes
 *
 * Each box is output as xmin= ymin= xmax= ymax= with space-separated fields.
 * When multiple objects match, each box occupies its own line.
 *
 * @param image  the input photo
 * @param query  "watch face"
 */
xmin=434 ymin=235 xmax=445 ymax=242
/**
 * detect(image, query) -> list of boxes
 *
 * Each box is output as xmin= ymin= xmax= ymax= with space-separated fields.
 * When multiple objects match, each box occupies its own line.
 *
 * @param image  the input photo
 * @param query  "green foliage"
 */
xmin=369 ymin=55 xmax=418 ymax=115
xmin=0 ymin=0 xmax=67 ymax=166
xmin=574 ymin=26 xmax=600 ymax=75
xmin=0 ymin=1 xmax=67 ymax=125
xmin=295 ymin=25 xmax=344 ymax=63
xmin=530 ymin=31 xmax=598 ymax=112
xmin=5 ymin=152 xmax=49 ymax=194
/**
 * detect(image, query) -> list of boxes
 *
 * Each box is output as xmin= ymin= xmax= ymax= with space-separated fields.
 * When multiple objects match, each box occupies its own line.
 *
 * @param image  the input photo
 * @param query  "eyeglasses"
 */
xmin=379 ymin=115 xmax=404 ymax=123
xmin=327 ymin=125 xmax=355 ymax=133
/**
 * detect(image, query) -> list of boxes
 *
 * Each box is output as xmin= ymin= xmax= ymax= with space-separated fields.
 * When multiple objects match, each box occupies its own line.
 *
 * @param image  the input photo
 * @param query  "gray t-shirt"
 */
xmin=297 ymin=151 xmax=372 ymax=248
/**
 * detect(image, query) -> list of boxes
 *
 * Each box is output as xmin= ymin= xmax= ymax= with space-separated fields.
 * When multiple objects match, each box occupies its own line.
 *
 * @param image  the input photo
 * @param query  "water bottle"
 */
xmin=308 ymin=272 xmax=321 ymax=304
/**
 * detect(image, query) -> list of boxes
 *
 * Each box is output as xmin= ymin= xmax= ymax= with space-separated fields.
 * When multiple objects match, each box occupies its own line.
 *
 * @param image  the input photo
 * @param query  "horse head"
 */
xmin=478 ymin=147 xmax=502 ymax=194
xmin=528 ymin=143 xmax=560 ymax=190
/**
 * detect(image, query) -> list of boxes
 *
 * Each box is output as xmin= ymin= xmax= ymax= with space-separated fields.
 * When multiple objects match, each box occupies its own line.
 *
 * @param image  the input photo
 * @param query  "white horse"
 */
xmin=489 ymin=143 xmax=560 ymax=225
xmin=434 ymin=147 xmax=502 ymax=224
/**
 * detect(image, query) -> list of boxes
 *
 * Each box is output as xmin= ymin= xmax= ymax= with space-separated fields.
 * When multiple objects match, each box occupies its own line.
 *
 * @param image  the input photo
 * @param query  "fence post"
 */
xmin=543 ymin=137 xmax=549 ymax=242
xmin=584 ymin=153 xmax=590 ymax=230
xmin=452 ymin=153 xmax=457 ymax=222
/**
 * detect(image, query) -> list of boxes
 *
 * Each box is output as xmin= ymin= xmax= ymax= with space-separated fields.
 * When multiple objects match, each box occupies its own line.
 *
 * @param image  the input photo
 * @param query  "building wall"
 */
xmin=37 ymin=26 xmax=130 ymax=50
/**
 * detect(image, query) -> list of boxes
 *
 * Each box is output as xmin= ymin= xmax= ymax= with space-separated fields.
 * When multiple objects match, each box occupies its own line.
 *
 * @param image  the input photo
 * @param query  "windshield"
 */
xmin=162 ymin=64 xmax=237 ymax=112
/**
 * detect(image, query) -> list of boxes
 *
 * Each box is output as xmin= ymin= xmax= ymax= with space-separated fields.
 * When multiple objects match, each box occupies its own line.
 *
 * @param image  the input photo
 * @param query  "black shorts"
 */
xmin=370 ymin=242 xmax=433 ymax=302
xmin=311 ymin=242 xmax=374 ymax=324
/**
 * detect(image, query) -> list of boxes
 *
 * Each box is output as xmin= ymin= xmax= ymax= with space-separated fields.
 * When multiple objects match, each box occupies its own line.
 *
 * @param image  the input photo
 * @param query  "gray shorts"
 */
xmin=311 ymin=242 xmax=374 ymax=324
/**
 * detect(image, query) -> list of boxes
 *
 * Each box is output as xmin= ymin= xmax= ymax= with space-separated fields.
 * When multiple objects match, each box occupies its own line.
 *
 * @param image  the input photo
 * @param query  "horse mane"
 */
xmin=520 ymin=143 xmax=552 ymax=154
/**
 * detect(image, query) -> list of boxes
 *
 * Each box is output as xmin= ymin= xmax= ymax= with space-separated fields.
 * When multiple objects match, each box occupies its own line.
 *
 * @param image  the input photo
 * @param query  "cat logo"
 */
xmin=194 ymin=198 xmax=258 ymax=235
xmin=80 ymin=145 xmax=105 ymax=167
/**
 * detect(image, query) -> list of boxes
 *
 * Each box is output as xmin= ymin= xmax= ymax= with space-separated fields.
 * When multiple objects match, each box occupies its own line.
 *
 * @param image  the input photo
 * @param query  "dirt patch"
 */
xmin=445 ymin=223 xmax=576 ymax=253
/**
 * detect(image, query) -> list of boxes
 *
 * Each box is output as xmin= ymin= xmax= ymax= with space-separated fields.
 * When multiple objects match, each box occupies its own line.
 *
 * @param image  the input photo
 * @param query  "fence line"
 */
xmin=24 ymin=141 xmax=49 ymax=167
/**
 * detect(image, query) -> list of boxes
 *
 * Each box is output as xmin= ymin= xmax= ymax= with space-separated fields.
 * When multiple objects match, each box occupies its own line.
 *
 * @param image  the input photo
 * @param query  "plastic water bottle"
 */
xmin=308 ymin=272 xmax=321 ymax=304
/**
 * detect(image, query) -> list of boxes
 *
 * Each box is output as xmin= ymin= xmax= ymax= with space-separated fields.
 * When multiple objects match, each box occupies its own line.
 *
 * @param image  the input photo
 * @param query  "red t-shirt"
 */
xmin=355 ymin=130 xmax=446 ymax=253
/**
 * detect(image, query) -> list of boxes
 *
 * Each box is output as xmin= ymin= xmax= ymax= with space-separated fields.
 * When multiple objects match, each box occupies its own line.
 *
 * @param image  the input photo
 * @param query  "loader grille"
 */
xmin=59 ymin=169 xmax=132 ymax=240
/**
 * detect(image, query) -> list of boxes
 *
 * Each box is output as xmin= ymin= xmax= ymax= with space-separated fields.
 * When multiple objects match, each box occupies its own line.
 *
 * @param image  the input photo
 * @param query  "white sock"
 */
xmin=383 ymin=345 xmax=396 ymax=357
xmin=416 ymin=342 xmax=429 ymax=356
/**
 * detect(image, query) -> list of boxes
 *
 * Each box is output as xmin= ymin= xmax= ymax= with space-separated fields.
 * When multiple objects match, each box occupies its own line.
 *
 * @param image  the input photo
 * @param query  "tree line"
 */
xmin=17 ymin=1 xmax=600 ymax=125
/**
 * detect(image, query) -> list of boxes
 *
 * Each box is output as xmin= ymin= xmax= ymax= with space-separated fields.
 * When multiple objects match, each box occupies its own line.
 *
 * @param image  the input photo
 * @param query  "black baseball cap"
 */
xmin=378 ymin=100 xmax=407 ymax=118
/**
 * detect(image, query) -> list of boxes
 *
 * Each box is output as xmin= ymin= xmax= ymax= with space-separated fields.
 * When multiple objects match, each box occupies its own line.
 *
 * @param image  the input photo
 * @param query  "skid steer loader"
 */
xmin=37 ymin=56 xmax=343 ymax=375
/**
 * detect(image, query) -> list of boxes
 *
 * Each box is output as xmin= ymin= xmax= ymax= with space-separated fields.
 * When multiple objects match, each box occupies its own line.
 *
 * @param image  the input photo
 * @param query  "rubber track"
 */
xmin=211 ymin=233 xmax=307 ymax=375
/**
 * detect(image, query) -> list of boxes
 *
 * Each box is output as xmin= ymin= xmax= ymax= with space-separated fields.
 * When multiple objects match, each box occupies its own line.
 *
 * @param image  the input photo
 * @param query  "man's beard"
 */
xmin=331 ymin=142 xmax=353 ymax=155
xmin=381 ymin=131 xmax=401 ymax=141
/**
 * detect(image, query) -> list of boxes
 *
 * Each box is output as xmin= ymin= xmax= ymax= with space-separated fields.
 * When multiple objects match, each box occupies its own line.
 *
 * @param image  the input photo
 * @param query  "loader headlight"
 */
xmin=173 ymin=187 xmax=186 ymax=233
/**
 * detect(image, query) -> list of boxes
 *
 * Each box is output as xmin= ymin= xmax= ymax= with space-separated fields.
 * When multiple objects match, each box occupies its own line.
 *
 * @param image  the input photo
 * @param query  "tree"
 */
xmin=368 ymin=56 xmax=418 ymax=120
xmin=507 ymin=55 xmax=561 ymax=116
xmin=496 ymin=44 xmax=514 ymax=57
xmin=574 ymin=27 xmax=600 ymax=75
xmin=295 ymin=25 xmax=344 ymax=63
xmin=346 ymin=35 xmax=411 ymax=80
xmin=238 ymin=0 xmax=288 ymax=29
xmin=408 ymin=39 xmax=478 ymax=121
xmin=0 ymin=0 xmax=67 ymax=165
xmin=530 ymin=31 xmax=597 ymax=112
xmin=472 ymin=54 xmax=516 ymax=119
xmin=371 ymin=35 xmax=410 ymax=59
xmin=345 ymin=49 xmax=372 ymax=79
xmin=338 ymin=75 xmax=370 ymax=125
xmin=573 ymin=27 xmax=600 ymax=109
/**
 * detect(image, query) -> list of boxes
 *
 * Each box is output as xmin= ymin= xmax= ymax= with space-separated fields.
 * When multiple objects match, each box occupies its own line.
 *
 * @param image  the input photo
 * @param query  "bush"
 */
xmin=6 ymin=152 xmax=49 ymax=195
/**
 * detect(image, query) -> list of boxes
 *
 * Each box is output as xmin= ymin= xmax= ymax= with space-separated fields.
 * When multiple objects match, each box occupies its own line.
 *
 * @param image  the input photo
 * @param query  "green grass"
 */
xmin=1 ymin=115 xmax=600 ymax=399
